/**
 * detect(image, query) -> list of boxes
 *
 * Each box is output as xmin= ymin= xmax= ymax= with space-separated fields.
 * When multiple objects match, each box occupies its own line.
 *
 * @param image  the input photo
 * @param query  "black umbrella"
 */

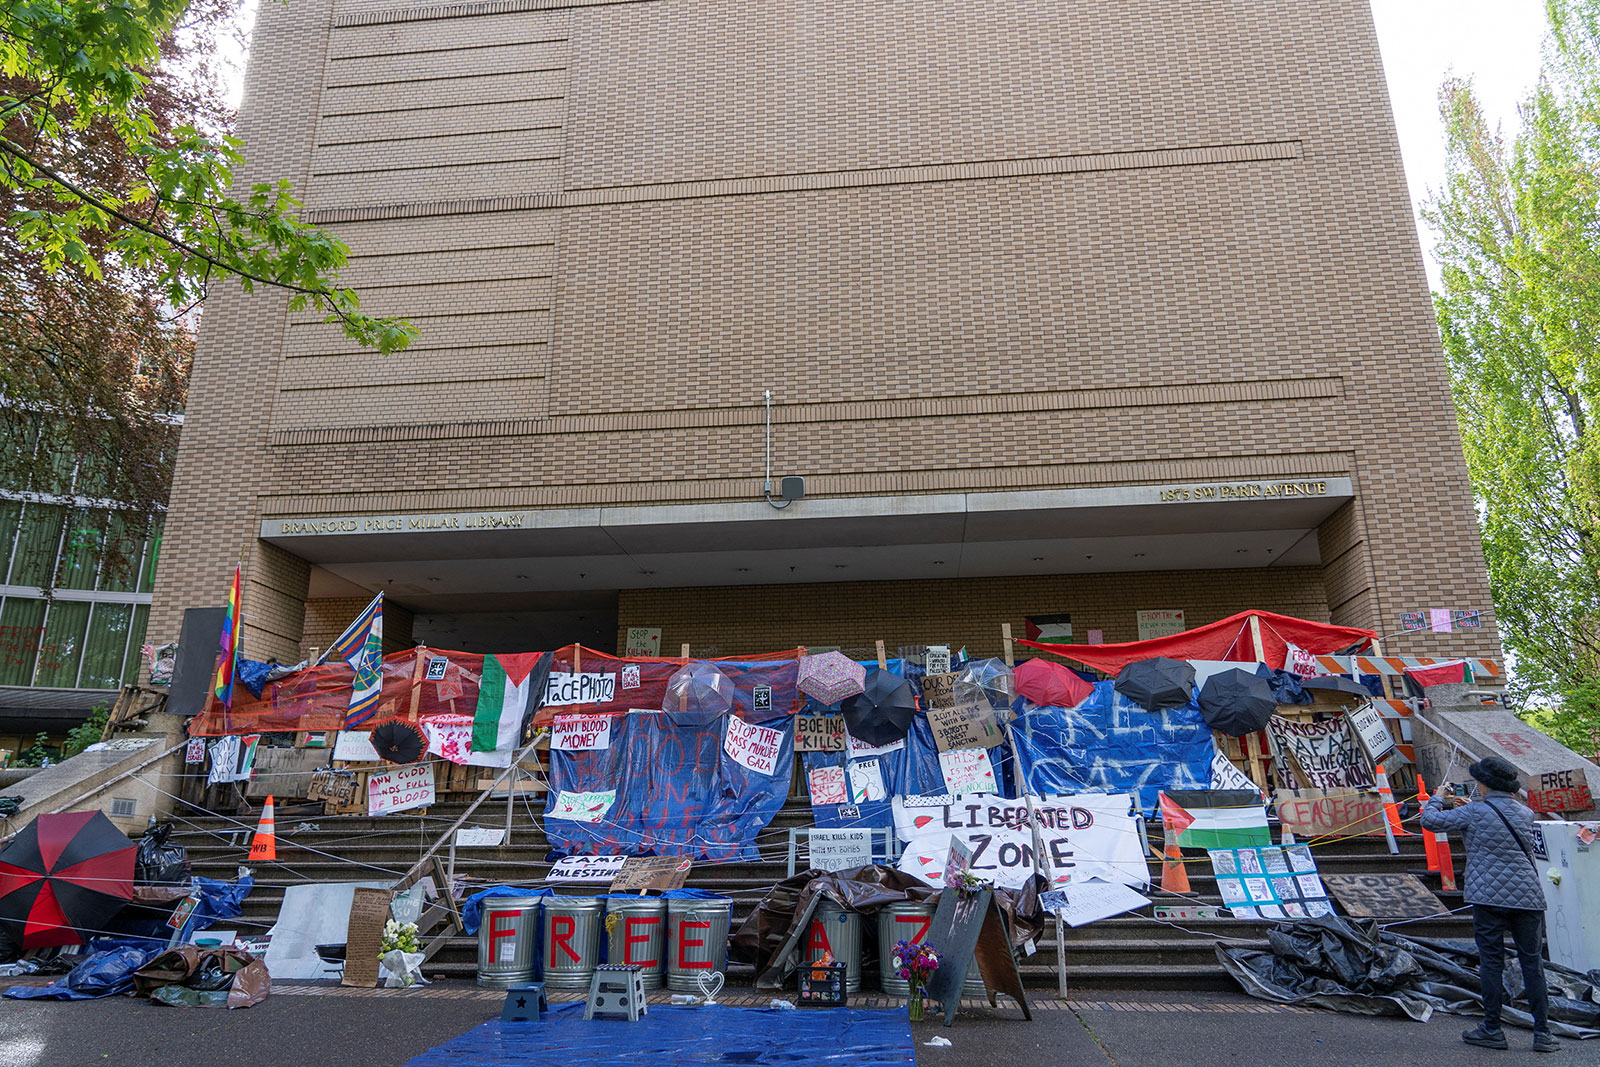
xmin=1197 ymin=668 xmax=1278 ymax=736
xmin=1301 ymin=675 xmax=1372 ymax=697
xmin=370 ymin=719 xmax=427 ymax=764
xmin=841 ymin=669 xmax=916 ymax=746
xmin=1113 ymin=657 xmax=1196 ymax=711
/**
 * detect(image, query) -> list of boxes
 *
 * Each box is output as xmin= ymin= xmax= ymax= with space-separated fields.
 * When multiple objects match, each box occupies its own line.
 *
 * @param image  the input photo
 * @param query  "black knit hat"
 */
xmin=1469 ymin=755 xmax=1521 ymax=793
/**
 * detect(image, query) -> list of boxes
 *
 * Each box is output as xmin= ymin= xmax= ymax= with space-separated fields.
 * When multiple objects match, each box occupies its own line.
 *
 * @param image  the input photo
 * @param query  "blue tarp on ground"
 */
xmin=400 ymin=1002 xmax=915 ymax=1067
xmin=546 ymin=671 xmax=795 ymax=862
xmin=1010 ymin=681 xmax=1214 ymax=814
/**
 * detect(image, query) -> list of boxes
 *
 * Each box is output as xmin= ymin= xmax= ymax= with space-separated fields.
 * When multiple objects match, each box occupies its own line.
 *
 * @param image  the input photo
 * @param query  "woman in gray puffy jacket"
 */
xmin=1421 ymin=755 xmax=1556 ymax=1053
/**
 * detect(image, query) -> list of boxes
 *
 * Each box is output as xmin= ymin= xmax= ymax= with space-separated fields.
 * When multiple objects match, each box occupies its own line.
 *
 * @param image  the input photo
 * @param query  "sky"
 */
xmin=219 ymin=0 xmax=1549 ymax=288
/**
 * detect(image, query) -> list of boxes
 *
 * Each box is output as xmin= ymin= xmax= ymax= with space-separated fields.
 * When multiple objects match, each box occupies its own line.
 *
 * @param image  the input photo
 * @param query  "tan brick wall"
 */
xmin=618 ymin=568 xmax=1331 ymax=660
xmin=300 ymin=597 xmax=414 ymax=661
xmin=148 ymin=0 xmax=1500 ymax=665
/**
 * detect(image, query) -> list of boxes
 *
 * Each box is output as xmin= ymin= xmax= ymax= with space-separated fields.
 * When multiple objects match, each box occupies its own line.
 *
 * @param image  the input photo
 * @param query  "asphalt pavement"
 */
xmin=3 ymin=985 xmax=1598 ymax=1067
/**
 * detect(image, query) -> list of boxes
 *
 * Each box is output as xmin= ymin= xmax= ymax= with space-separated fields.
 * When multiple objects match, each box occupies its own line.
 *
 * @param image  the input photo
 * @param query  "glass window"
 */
xmin=98 ymin=512 xmax=145 ymax=592
xmin=34 ymin=600 xmax=89 ymax=687
xmin=122 ymin=603 xmax=149 ymax=686
xmin=79 ymin=602 xmax=132 ymax=689
xmin=0 ymin=597 xmax=45 ymax=686
xmin=9 ymin=504 xmax=64 ymax=587
xmin=0 ymin=501 xmax=19 ymax=583
xmin=32 ymin=418 xmax=76 ymax=496
xmin=138 ymin=517 xmax=163 ymax=594
xmin=57 ymin=512 xmax=107 ymax=591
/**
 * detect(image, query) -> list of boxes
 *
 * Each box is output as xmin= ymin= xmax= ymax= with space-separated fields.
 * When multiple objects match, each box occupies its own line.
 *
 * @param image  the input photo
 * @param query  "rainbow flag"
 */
xmin=213 ymin=565 xmax=241 ymax=707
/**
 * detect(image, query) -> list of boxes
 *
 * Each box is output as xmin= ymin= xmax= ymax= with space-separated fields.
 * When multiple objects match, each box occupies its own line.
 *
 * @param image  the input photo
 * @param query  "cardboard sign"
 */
xmin=1267 ymin=716 xmax=1374 ymax=790
xmin=1136 ymin=609 xmax=1186 ymax=641
xmin=367 ymin=762 xmax=435 ymax=815
xmin=547 ymin=854 xmax=627 ymax=883
xmin=610 ymin=855 xmax=693 ymax=892
xmin=307 ymin=769 xmax=358 ymax=806
xmin=1527 ymin=768 xmax=1594 ymax=813
xmin=541 ymin=672 xmax=617 ymax=708
xmin=548 ymin=789 xmax=616 ymax=823
xmin=926 ymin=700 xmax=1003 ymax=753
xmin=551 ymin=713 xmax=612 ymax=751
xmin=808 ymin=765 xmax=848 ymax=805
xmin=924 ymin=645 xmax=952 ymax=676
xmin=1345 ymin=703 xmax=1396 ymax=761
xmin=808 ymin=829 xmax=873 ymax=873
xmin=1273 ymin=788 xmax=1387 ymax=837
xmin=333 ymin=730 xmax=381 ymax=763
xmin=848 ymin=758 xmax=886 ymax=803
xmin=622 ymin=627 xmax=662 ymax=657
xmin=937 ymin=746 xmax=998 ymax=795
xmin=454 ymin=828 xmax=506 ymax=847
xmin=919 ymin=672 xmax=960 ymax=710
xmin=341 ymin=887 xmax=391 ymax=987
xmin=723 ymin=717 xmax=783 ymax=775
xmin=1322 ymin=873 xmax=1446 ymax=919
xmin=1044 ymin=879 xmax=1152 ymax=927
xmin=795 ymin=716 xmax=845 ymax=752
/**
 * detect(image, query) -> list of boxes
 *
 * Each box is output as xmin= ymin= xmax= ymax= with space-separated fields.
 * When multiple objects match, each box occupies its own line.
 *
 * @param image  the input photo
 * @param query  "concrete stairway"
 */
xmin=173 ymin=797 xmax=1471 ymax=993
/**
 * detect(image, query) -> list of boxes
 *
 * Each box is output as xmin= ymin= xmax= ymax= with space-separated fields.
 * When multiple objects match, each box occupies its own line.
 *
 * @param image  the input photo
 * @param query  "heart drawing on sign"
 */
xmin=914 ymin=816 xmax=934 ymax=829
xmin=696 ymin=968 xmax=724 ymax=1003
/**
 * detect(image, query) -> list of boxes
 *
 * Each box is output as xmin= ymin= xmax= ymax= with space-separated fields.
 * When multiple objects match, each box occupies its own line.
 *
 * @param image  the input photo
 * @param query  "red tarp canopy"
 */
xmin=1018 ymin=610 xmax=1375 ymax=676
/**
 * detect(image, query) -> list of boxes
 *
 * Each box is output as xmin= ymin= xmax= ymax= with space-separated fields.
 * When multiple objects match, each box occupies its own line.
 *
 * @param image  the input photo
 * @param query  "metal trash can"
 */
xmin=606 ymin=897 xmax=667 ymax=990
xmin=877 ymin=900 xmax=985 ymax=997
xmin=665 ymin=896 xmax=732 ymax=991
xmin=542 ymin=896 xmax=604 ymax=990
xmin=805 ymin=898 xmax=862 ymax=993
xmin=476 ymin=895 xmax=542 ymax=988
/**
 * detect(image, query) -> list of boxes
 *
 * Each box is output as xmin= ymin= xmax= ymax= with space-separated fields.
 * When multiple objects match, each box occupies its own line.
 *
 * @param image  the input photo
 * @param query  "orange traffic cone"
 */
xmin=1160 ymin=842 xmax=1190 ymax=894
xmin=1416 ymin=774 xmax=1441 ymax=872
xmin=248 ymin=795 xmax=277 ymax=861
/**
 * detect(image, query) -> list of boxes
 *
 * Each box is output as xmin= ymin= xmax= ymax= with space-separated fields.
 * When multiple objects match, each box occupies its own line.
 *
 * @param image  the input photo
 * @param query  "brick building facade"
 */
xmin=149 ymin=0 xmax=1500 ymax=665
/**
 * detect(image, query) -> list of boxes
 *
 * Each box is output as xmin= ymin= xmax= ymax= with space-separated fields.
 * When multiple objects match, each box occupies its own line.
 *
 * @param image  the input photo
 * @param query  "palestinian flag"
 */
xmin=1160 ymin=790 xmax=1270 ymax=850
xmin=471 ymin=652 xmax=548 ymax=756
xmin=1404 ymin=660 xmax=1473 ymax=688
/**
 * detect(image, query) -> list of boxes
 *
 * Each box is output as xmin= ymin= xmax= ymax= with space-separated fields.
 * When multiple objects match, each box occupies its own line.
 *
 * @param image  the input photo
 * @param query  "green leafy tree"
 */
xmin=1425 ymin=0 xmax=1600 ymax=755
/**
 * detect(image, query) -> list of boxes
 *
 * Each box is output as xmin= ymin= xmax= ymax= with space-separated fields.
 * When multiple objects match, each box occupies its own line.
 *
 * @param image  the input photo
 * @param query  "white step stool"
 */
xmin=584 ymin=964 xmax=648 ymax=1022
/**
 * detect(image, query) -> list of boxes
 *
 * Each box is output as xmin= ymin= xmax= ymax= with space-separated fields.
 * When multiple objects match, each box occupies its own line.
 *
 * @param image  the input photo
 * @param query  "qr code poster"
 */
xmin=1208 ymin=845 xmax=1335 ymax=921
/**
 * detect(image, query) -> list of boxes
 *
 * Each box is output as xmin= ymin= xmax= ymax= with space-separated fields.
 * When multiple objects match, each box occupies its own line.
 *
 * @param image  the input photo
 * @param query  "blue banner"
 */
xmin=1010 ymin=681 xmax=1214 ymax=814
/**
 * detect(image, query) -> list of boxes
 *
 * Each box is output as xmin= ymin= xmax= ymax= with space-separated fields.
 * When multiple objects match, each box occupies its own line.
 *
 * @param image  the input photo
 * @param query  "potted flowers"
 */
xmin=892 ymin=939 xmax=940 ymax=1021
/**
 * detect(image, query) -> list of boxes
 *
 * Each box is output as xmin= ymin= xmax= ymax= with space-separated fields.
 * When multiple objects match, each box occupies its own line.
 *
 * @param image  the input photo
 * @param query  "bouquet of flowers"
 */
xmin=378 ymin=919 xmax=424 ymax=988
xmin=379 ymin=919 xmax=420 ymax=958
xmin=892 ymin=939 xmax=940 ymax=1019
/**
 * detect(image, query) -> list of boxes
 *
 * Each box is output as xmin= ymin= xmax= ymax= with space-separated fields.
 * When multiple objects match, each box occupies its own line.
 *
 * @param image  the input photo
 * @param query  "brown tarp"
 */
xmin=132 ymin=945 xmax=271 ymax=1009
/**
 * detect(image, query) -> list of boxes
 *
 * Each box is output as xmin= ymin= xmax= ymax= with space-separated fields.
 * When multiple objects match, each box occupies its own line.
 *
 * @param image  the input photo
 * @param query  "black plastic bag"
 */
xmin=135 ymin=823 xmax=191 ymax=886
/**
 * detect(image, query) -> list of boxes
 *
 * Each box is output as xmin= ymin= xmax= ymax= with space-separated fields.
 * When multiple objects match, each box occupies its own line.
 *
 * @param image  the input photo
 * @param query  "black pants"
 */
xmin=1473 ymin=904 xmax=1549 ymax=1033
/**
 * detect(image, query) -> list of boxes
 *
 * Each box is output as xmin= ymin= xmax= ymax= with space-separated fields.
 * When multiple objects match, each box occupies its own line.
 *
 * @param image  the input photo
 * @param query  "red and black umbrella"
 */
xmin=0 ymin=811 xmax=135 ymax=948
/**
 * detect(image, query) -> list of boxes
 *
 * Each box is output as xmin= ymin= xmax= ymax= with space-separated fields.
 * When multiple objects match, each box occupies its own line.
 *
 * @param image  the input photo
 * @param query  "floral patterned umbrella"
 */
xmin=797 ymin=651 xmax=866 ymax=704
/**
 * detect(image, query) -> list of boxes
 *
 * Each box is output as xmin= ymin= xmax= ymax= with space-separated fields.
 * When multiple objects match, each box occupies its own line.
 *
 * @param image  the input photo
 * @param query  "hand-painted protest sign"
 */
xmin=1284 ymin=643 xmax=1325 ymax=678
xmin=943 ymin=835 xmax=974 ymax=887
xmin=892 ymin=793 xmax=1144 ymax=890
xmin=848 ymin=758 xmax=886 ymax=803
xmin=1321 ymin=873 xmax=1446 ymax=919
xmin=184 ymin=738 xmax=206 ymax=764
xmin=423 ymin=713 xmax=512 ymax=767
xmin=207 ymin=734 xmax=260 ymax=784
xmin=548 ymin=854 xmax=627 ymax=883
xmin=1210 ymin=750 xmax=1260 ymax=793
xmin=846 ymin=730 xmax=905 ymax=758
xmin=808 ymin=829 xmax=873 ymax=872
xmin=552 ymin=713 xmax=612 ymax=751
xmin=723 ymin=717 xmax=783 ymax=775
xmin=1267 ymin=716 xmax=1373 ymax=790
xmin=1209 ymin=844 xmax=1333 ymax=920
xmin=919 ymin=672 xmax=960 ymax=710
xmin=454 ymin=828 xmax=506 ymax=847
xmin=808 ymin=765 xmax=848 ymax=805
xmin=795 ymin=716 xmax=845 ymax=752
xmin=1344 ymin=703 xmax=1395 ymax=761
xmin=307 ymin=769 xmax=358 ymax=806
xmin=938 ymin=746 xmax=998 ymax=795
xmin=611 ymin=855 xmax=693 ymax=891
xmin=1273 ymin=788 xmax=1386 ymax=837
xmin=1137 ymin=609 xmax=1185 ymax=640
xmin=622 ymin=627 xmax=662 ymax=657
xmin=924 ymin=646 xmax=952 ymax=676
xmin=926 ymin=700 xmax=1003 ymax=753
xmin=333 ymin=730 xmax=380 ymax=763
xmin=1527 ymin=768 xmax=1593 ymax=813
xmin=548 ymin=789 xmax=616 ymax=823
xmin=541 ymin=672 xmax=617 ymax=708
xmin=367 ymin=762 xmax=435 ymax=815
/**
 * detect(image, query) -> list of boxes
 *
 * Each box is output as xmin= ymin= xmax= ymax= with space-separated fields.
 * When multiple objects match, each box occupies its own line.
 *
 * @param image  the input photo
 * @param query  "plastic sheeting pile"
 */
xmin=1217 ymin=914 xmax=1600 ymax=1038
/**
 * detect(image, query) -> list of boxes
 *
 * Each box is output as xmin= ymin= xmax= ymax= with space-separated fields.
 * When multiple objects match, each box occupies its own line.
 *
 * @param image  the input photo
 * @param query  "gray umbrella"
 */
xmin=1113 ymin=657 xmax=1196 ymax=711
